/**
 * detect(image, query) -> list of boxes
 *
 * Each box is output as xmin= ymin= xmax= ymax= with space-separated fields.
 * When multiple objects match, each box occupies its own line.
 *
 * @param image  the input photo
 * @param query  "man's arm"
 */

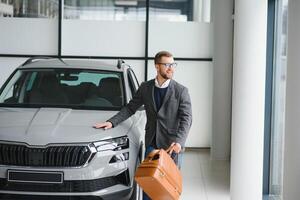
xmin=175 ymin=87 xmax=193 ymax=147
xmin=93 ymin=82 xmax=145 ymax=129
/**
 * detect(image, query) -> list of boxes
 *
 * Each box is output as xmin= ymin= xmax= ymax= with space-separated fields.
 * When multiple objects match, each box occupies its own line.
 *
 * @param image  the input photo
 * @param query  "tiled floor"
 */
xmin=181 ymin=149 xmax=230 ymax=200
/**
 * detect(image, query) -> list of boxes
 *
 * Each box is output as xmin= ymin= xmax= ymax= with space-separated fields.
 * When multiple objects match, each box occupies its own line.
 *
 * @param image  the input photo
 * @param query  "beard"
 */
xmin=161 ymin=73 xmax=170 ymax=79
xmin=159 ymin=69 xmax=173 ymax=79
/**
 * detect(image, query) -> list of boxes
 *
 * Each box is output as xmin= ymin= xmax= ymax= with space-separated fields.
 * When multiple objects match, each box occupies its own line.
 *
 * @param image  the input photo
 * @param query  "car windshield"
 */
xmin=0 ymin=68 xmax=125 ymax=110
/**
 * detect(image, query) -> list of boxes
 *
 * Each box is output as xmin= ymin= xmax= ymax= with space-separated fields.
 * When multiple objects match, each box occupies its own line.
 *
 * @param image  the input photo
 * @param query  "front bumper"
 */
xmin=0 ymin=151 xmax=137 ymax=199
xmin=0 ymin=139 xmax=140 ymax=199
xmin=0 ymin=187 xmax=133 ymax=200
xmin=0 ymin=169 xmax=133 ymax=199
xmin=0 ymin=169 xmax=130 ymax=193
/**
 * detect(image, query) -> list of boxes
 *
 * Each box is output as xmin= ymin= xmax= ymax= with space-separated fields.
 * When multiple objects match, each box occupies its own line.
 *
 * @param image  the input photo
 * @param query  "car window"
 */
xmin=25 ymin=72 xmax=38 ymax=92
xmin=60 ymin=72 xmax=116 ymax=86
xmin=127 ymin=68 xmax=140 ymax=95
xmin=0 ymin=68 xmax=124 ymax=110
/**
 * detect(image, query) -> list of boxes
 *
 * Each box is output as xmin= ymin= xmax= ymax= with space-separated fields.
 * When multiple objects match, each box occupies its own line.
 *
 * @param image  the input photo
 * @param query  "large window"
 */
xmin=64 ymin=0 xmax=146 ymax=21
xmin=63 ymin=0 xmax=211 ymax=22
xmin=149 ymin=0 xmax=211 ymax=22
xmin=269 ymin=0 xmax=288 ymax=199
xmin=0 ymin=0 xmax=213 ymax=149
xmin=0 ymin=0 xmax=58 ymax=18
xmin=148 ymin=0 xmax=212 ymax=58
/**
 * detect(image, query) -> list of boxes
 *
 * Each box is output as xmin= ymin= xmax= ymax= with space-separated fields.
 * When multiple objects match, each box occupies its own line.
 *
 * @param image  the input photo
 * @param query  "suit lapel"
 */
xmin=150 ymin=80 xmax=157 ymax=112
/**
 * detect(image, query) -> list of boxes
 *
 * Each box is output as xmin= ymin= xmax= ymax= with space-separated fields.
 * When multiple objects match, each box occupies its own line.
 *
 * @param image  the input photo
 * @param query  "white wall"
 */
xmin=211 ymin=0 xmax=233 ymax=160
xmin=230 ymin=1 xmax=267 ymax=200
xmin=62 ymin=20 xmax=145 ymax=57
xmin=0 ymin=18 xmax=58 ymax=55
xmin=148 ymin=22 xmax=213 ymax=58
xmin=283 ymin=0 xmax=300 ymax=199
xmin=0 ymin=58 xmax=27 ymax=86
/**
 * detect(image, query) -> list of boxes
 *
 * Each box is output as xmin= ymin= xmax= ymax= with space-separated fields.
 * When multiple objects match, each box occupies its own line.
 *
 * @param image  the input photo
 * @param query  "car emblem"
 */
xmin=29 ymin=148 xmax=44 ymax=166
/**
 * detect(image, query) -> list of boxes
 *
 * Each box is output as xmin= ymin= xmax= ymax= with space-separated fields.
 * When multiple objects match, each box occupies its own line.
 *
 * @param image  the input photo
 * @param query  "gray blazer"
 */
xmin=108 ymin=79 xmax=192 ymax=149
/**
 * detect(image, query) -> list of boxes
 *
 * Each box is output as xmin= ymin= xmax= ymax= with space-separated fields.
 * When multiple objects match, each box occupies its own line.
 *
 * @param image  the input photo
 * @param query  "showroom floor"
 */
xmin=181 ymin=149 xmax=230 ymax=200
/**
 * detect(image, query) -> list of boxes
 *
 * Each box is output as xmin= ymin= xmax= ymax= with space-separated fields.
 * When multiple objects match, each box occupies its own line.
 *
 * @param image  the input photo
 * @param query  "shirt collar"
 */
xmin=155 ymin=78 xmax=170 ymax=88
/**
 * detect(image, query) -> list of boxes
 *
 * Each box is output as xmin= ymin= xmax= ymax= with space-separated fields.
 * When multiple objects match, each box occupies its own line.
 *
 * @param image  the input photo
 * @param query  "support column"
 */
xmin=230 ymin=1 xmax=268 ymax=200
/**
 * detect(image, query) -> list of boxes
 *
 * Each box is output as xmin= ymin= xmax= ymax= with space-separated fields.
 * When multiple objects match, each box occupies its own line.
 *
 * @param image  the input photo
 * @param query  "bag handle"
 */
xmin=148 ymin=148 xmax=179 ymax=161
xmin=166 ymin=142 xmax=180 ymax=155
xmin=148 ymin=149 xmax=160 ymax=161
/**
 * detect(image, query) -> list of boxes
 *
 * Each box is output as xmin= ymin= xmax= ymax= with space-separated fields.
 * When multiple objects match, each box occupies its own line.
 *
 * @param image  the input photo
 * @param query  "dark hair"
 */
xmin=154 ymin=51 xmax=173 ymax=64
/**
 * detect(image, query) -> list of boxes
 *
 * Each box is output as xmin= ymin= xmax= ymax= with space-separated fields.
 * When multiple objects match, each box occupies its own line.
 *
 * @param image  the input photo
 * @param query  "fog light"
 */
xmin=109 ymin=152 xmax=129 ymax=163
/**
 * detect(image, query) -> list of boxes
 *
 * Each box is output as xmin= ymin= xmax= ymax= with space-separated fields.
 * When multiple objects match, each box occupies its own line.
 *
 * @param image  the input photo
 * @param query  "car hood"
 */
xmin=0 ymin=107 xmax=133 ymax=146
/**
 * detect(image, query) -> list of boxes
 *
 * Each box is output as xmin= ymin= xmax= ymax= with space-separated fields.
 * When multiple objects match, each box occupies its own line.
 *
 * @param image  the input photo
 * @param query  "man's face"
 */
xmin=155 ymin=56 xmax=175 ymax=80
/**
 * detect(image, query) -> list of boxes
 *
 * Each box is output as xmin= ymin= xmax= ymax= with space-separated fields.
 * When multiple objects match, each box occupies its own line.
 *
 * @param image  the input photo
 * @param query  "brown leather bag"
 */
xmin=134 ymin=149 xmax=182 ymax=200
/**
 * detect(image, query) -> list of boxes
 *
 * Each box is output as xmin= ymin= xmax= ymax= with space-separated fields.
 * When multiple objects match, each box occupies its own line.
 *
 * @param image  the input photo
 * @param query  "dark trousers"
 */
xmin=143 ymin=146 xmax=183 ymax=200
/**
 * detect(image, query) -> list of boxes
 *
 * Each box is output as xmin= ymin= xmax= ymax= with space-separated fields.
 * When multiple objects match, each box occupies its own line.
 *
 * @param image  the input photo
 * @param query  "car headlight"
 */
xmin=93 ymin=136 xmax=129 ymax=152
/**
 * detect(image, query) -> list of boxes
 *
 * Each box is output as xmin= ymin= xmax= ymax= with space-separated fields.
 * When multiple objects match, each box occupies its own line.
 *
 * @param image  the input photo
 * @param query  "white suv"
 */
xmin=0 ymin=58 xmax=146 ymax=200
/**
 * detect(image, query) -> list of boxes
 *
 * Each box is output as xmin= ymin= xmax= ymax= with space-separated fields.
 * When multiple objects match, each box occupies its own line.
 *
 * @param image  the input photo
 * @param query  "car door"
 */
xmin=127 ymin=68 xmax=146 ymax=141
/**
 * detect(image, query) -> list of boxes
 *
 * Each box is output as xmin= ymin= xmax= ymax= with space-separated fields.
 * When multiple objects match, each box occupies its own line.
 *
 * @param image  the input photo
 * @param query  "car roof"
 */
xmin=18 ymin=58 xmax=126 ymax=72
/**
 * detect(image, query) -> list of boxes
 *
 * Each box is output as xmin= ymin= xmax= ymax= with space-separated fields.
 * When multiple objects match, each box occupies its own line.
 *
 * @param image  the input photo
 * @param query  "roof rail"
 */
xmin=117 ymin=59 xmax=125 ymax=69
xmin=21 ymin=56 xmax=54 ymax=66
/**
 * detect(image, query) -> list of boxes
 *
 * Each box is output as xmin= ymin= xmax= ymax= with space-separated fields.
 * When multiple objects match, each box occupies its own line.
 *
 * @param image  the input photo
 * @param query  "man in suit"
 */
xmin=94 ymin=50 xmax=192 ymax=164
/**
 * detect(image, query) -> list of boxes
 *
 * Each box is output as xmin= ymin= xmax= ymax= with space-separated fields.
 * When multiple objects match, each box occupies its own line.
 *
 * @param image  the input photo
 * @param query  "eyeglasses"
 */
xmin=158 ymin=62 xmax=178 ymax=68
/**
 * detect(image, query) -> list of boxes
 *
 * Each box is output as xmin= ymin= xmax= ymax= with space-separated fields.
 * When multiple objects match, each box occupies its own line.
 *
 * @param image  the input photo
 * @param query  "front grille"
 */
xmin=0 ymin=170 xmax=130 ymax=193
xmin=0 ymin=143 xmax=92 ymax=167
